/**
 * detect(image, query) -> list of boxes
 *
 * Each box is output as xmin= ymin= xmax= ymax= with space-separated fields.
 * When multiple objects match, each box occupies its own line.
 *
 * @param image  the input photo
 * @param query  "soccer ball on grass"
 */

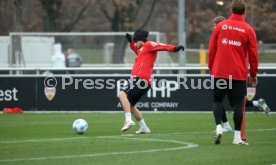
xmin=72 ymin=119 xmax=88 ymax=134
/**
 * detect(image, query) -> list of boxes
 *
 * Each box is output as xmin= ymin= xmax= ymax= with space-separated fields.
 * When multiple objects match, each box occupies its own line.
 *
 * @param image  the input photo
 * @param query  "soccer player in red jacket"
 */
xmin=211 ymin=16 xmax=270 ymax=134
xmin=208 ymin=0 xmax=258 ymax=145
xmin=119 ymin=29 xmax=184 ymax=134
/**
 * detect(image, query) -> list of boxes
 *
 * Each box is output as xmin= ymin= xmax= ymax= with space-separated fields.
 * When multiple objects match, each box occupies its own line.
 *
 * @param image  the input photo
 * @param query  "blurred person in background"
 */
xmin=51 ymin=43 xmax=66 ymax=74
xmin=65 ymin=48 xmax=83 ymax=68
xmin=64 ymin=48 xmax=83 ymax=74
xmin=52 ymin=43 xmax=66 ymax=68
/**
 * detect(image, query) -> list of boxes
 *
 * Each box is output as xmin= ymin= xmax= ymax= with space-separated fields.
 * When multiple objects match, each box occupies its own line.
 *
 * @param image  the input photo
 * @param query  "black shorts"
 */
xmin=121 ymin=78 xmax=151 ymax=106
xmin=213 ymin=78 xmax=246 ymax=103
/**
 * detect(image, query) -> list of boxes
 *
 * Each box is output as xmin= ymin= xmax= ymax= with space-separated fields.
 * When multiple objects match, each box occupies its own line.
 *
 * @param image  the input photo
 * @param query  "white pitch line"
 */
xmin=0 ymin=128 xmax=275 ymax=162
xmin=246 ymin=128 xmax=276 ymax=132
xmin=0 ymin=137 xmax=198 ymax=163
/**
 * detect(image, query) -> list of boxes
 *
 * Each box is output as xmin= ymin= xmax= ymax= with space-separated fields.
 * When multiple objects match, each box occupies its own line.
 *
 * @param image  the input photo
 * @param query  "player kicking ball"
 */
xmin=118 ymin=29 xmax=184 ymax=134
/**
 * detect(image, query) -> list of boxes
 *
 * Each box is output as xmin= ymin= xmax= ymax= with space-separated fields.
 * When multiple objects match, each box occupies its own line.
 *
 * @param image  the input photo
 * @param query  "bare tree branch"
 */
xmin=0 ymin=1 xmax=13 ymax=35
xmin=131 ymin=0 xmax=143 ymax=21
xmin=138 ymin=0 xmax=157 ymax=29
xmin=13 ymin=0 xmax=22 ymax=11
xmin=62 ymin=0 xmax=92 ymax=31
xmin=22 ymin=0 xmax=35 ymax=26
xmin=96 ymin=0 xmax=112 ymax=22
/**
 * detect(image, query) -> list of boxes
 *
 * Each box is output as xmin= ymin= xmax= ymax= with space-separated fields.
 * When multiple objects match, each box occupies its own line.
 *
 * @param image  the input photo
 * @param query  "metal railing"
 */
xmin=1 ymin=66 xmax=276 ymax=76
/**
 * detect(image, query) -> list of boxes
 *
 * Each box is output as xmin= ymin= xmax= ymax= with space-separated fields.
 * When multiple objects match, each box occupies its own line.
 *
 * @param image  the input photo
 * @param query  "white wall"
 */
xmin=0 ymin=37 xmax=9 ymax=67
xmin=21 ymin=36 xmax=55 ymax=67
xmin=1 ymin=36 xmax=56 ymax=68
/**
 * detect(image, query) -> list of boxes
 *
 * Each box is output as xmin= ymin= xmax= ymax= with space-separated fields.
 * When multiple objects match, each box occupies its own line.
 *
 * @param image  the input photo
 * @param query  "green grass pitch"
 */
xmin=0 ymin=112 xmax=275 ymax=165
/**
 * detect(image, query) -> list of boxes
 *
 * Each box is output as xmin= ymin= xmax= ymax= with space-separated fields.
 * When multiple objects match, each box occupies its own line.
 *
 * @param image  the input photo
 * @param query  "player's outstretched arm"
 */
xmin=126 ymin=33 xmax=132 ymax=43
xmin=148 ymin=42 xmax=184 ymax=52
xmin=126 ymin=33 xmax=138 ymax=54
xmin=174 ymin=46 xmax=185 ymax=52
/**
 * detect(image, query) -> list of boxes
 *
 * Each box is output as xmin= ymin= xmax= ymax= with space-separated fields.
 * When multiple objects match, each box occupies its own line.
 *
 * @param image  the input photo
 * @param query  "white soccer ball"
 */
xmin=72 ymin=119 xmax=88 ymax=134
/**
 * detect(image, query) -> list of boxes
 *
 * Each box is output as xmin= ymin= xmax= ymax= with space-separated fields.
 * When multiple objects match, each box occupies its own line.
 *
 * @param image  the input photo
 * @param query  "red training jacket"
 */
xmin=129 ymin=41 xmax=176 ymax=85
xmin=208 ymin=14 xmax=258 ymax=80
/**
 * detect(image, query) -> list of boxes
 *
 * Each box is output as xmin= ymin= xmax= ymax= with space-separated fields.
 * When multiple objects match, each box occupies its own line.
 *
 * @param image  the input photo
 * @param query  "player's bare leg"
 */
xmin=130 ymin=105 xmax=142 ymax=121
xmin=119 ymin=91 xmax=131 ymax=113
xmin=131 ymin=106 xmax=151 ymax=134
xmin=119 ymin=91 xmax=135 ymax=131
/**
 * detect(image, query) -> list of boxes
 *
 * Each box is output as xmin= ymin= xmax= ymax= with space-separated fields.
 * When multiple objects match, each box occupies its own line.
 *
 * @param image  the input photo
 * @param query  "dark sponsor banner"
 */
xmin=0 ymin=77 xmax=36 ymax=110
xmin=37 ymin=76 xmax=121 ymax=110
xmin=36 ymin=76 xmax=214 ymax=111
xmin=0 ymin=76 xmax=275 ymax=111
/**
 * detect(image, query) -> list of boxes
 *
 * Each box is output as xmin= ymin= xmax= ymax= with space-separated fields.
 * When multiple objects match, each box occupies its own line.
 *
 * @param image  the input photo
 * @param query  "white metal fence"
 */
xmin=0 ymin=66 xmax=276 ymax=76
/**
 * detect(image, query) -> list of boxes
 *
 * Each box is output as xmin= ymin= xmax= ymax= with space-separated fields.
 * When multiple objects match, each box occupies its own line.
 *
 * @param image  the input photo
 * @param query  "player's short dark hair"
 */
xmin=231 ymin=0 xmax=246 ymax=15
